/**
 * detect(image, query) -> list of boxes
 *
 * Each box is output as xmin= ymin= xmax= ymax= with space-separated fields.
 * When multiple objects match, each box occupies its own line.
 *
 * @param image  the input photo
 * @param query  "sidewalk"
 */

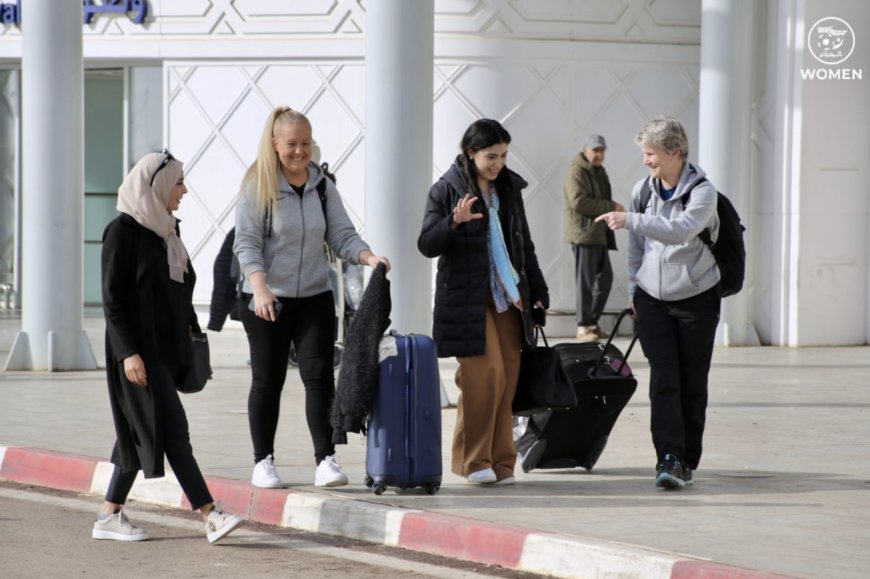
xmin=1 ymin=311 xmax=868 ymax=578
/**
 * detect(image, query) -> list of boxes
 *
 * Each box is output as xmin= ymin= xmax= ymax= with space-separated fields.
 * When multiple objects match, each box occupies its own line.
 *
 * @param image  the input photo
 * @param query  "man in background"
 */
xmin=564 ymin=134 xmax=623 ymax=342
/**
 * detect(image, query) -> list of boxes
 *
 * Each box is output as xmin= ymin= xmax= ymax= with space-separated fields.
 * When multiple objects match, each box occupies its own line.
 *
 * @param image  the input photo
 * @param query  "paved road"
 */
xmin=0 ymin=481 xmax=536 ymax=579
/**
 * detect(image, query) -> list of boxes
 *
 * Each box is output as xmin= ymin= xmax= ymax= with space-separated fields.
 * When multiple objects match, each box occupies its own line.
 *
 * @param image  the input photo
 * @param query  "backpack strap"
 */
xmin=639 ymin=177 xmax=653 ymax=214
xmin=316 ymin=178 xmax=328 ymax=235
xmin=640 ymin=176 xmax=714 ymax=247
xmin=316 ymin=178 xmax=328 ymax=215
xmin=263 ymin=200 xmax=273 ymax=239
xmin=678 ymin=178 xmax=714 ymax=248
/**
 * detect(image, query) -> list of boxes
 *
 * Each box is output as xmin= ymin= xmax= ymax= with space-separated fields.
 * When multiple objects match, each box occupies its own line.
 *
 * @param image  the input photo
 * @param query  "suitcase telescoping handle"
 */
xmin=594 ymin=308 xmax=639 ymax=373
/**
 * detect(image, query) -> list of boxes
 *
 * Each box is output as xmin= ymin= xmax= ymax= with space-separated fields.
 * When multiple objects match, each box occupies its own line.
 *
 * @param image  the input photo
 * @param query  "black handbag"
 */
xmin=513 ymin=327 xmax=577 ymax=416
xmin=178 ymin=318 xmax=212 ymax=394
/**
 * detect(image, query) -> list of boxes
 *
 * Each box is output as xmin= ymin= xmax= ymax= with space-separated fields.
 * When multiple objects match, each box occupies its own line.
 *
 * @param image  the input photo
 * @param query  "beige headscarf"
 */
xmin=116 ymin=152 xmax=190 ymax=283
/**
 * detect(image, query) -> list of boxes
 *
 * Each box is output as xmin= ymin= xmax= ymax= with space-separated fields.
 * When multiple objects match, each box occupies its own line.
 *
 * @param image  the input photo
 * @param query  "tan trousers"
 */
xmin=452 ymin=300 xmax=522 ymax=481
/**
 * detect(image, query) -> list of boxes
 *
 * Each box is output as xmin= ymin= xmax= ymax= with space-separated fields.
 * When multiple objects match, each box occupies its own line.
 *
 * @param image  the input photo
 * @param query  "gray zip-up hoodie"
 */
xmin=625 ymin=161 xmax=720 ymax=302
xmin=234 ymin=162 xmax=370 ymax=298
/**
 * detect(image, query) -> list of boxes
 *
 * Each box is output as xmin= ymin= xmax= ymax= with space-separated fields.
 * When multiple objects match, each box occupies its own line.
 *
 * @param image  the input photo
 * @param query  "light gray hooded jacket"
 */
xmin=625 ymin=161 xmax=720 ymax=302
xmin=234 ymin=162 xmax=370 ymax=298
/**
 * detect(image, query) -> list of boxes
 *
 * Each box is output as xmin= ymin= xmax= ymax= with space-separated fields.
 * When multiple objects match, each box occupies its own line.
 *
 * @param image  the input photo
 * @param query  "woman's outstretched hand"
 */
xmin=452 ymin=193 xmax=484 ymax=227
xmin=595 ymin=211 xmax=627 ymax=230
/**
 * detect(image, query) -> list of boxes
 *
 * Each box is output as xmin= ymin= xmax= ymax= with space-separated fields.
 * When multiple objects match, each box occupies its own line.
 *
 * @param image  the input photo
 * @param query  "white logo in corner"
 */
xmin=808 ymin=17 xmax=855 ymax=66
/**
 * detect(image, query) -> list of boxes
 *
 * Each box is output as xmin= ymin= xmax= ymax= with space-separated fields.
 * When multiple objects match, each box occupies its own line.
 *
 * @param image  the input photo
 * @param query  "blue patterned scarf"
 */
xmin=486 ymin=187 xmax=521 ymax=312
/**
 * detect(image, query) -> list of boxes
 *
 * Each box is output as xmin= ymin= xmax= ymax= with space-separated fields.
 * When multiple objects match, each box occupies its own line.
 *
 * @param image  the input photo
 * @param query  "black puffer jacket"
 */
xmin=418 ymin=158 xmax=549 ymax=358
xmin=207 ymin=228 xmax=240 ymax=332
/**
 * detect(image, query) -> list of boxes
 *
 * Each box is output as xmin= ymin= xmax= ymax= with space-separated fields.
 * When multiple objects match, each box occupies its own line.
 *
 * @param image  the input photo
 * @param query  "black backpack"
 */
xmin=640 ymin=177 xmax=746 ymax=297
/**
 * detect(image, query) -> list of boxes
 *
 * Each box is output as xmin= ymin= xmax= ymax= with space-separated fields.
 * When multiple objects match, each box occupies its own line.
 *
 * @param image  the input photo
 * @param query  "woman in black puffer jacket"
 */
xmin=418 ymin=119 xmax=549 ymax=485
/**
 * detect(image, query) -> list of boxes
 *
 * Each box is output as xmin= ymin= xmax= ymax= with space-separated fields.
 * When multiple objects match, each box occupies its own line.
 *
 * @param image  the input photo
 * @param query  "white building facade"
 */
xmin=0 ymin=0 xmax=867 ymax=354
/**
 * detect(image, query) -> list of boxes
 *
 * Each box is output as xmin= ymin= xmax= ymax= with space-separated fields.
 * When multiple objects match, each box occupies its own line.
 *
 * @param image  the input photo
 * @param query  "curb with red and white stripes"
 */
xmin=0 ymin=445 xmax=788 ymax=578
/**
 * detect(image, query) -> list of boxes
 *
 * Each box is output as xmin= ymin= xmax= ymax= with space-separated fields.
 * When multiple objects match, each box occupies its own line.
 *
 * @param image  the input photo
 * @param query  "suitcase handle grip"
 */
xmin=594 ymin=308 xmax=639 ymax=374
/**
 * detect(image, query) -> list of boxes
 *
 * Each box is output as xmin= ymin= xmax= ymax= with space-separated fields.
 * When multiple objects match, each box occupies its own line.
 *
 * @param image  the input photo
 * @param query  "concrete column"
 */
xmin=786 ymin=1 xmax=870 ymax=345
xmin=5 ymin=0 xmax=96 ymax=370
xmin=364 ymin=0 xmax=434 ymax=336
xmin=698 ymin=0 xmax=760 ymax=346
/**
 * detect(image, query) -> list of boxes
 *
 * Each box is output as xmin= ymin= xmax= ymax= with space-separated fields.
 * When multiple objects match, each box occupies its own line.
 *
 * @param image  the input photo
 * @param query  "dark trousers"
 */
xmin=633 ymin=285 xmax=720 ymax=470
xmin=572 ymin=244 xmax=612 ymax=326
xmin=105 ymin=363 xmax=213 ymax=511
xmin=241 ymin=291 xmax=336 ymax=465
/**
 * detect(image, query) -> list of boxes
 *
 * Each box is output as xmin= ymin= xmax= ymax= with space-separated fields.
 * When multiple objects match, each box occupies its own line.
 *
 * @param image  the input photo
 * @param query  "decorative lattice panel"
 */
xmin=0 ymin=70 xmax=18 ymax=286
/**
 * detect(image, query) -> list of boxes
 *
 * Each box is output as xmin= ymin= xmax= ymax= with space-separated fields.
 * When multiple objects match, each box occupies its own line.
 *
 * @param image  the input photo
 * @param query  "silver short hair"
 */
xmin=634 ymin=116 xmax=689 ymax=160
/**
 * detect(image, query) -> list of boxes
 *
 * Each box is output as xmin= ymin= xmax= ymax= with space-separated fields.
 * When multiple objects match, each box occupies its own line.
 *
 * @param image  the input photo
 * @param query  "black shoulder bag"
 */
xmin=513 ymin=327 xmax=577 ymax=416
xmin=178 ymin=316 xmax=212 ymax=394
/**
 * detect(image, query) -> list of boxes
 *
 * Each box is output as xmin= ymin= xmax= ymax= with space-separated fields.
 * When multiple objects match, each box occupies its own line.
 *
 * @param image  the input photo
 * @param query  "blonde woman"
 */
xmin=234 ymin=107 xmax=390 ymax=488
xmin=97 ymin=151 xmax=243 ymax=543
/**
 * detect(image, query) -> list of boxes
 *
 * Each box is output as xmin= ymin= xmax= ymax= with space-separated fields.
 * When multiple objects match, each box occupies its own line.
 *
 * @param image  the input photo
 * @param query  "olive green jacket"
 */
xmin=563 ymin=152 xmax=617 ymax=249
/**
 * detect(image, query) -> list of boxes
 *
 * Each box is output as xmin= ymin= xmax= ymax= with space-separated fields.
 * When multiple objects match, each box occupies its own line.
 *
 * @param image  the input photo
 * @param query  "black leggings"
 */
xmin=105 ymin=363 xmax=213 ymax=511
xmin=634 ymin=285 xmax=720 ymax=470
xmin=241 ymin=291 xmax=336 ymax=465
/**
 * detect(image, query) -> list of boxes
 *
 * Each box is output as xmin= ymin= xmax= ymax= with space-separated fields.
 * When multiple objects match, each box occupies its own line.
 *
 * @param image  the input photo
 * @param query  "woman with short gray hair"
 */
xmin=634 ymin=116 xmax=690 ymax=160
xmin=596 ymin=116 xmax=721 ymax=490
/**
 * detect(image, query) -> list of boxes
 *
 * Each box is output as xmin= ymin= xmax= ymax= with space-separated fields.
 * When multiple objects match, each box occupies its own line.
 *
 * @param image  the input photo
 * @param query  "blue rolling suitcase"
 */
xmin=364 ymin=332 xmax=442 ymax=495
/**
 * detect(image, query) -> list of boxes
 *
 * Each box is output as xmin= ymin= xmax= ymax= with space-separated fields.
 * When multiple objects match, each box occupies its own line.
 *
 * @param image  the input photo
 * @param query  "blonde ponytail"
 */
xmin=240 ymin=106 xmax=312 ymax=216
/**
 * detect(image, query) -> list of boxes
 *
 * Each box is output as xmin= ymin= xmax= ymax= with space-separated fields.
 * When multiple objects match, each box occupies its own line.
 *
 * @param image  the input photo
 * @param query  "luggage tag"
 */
xmin=605 ymin=356 xmax=632 ymax=377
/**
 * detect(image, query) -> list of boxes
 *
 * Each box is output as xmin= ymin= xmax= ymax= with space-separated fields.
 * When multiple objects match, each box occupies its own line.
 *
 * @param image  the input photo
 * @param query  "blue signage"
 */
xmin=83 ymin=0 xmax=148 ymax=25
xmin=0 ymin=2 xmax=18 ymax=26
xmin=0 ymin=1 xmax=149 ymax=27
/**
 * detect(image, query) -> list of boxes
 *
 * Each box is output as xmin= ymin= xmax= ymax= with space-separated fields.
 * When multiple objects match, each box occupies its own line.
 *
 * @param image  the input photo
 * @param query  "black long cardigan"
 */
xmin=417 ymin=160 xmax=549 ymax=358
xmin=330 ymin=263 xmax=391 ymax=443
xmin=101 ymin=213 xmax=197 ymax=477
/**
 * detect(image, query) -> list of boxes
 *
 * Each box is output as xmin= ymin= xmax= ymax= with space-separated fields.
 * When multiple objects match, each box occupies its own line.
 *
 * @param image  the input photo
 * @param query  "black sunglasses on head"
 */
xmin=150 ymin=149 xmax=175 ymax=187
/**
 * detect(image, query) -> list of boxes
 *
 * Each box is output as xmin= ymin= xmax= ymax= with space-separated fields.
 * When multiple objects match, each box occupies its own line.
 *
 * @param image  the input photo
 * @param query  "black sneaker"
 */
xmin=683 ymin=467 xmax=694 ymax=486
xmin=655 ymin=454 xmax=685 ymax=489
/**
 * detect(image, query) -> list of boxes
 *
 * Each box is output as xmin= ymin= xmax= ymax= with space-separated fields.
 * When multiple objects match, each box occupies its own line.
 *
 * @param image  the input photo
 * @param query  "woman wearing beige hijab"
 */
xmin=95 ymin=151 xmax=243 ymax=544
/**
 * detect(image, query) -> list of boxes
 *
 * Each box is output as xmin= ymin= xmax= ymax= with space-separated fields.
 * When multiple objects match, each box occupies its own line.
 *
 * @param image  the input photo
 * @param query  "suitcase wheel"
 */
xmin=581 ymin=436 xmax=609 ymax=471
xmin=364 ymin=475 xmax=374 ymax=489
xmin=424 ymin=482 xmax=439 ymax=495
xmin=373 ymin=484 xmax=387 ymax=495
xmin=520 ymin=439 xmax=547 ymax=473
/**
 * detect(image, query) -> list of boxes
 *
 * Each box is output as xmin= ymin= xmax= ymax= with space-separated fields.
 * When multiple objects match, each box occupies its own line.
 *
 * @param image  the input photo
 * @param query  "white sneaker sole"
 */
xmin=251 ymin=478 xmax=285 ymax=489
xmin=207 ymin=515 xmax=244 ymax=544
xmin=315 ymin=477 xmax=349 ymax=488
xmin=92 ymin=529 xmax=150 ymax=541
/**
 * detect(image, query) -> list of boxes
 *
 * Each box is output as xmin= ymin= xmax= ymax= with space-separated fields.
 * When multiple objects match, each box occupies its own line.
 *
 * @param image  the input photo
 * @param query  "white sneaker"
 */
xmin=205 ymin=506 xmax=244 ymax=544
xmin=251 ymin=454 xmax=283 ymax=488
xmin=314 ymin=455 xmax=349 ymax=487
xmin=92 ymin=509 xmax=150 ymax=542
xmin=467 ymin=468 xmax=497 ymax=484
xmin=576 ymin=326 xmax=599 ymax=343
xmin=494 ymin=476 xmax=516 ymax=485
